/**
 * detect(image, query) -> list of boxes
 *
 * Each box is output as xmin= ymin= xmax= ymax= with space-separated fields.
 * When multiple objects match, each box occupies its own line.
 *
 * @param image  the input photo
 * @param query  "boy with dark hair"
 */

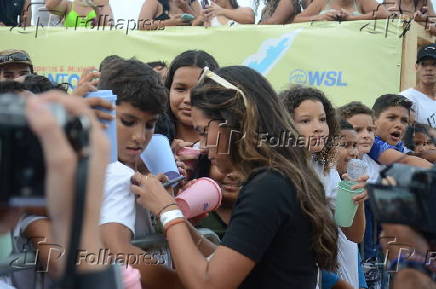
xmin=336 ymin=119 xmax=359 ymax=177
xmin=99 ymin=58 xmax=166 ymax=115
xmin=99 ymin=54 xmax=124 ymax=72
xmin=97 ymin=58 xmax=184 ymax=289
xmin=100 ymin=57 xmax=175 ymax=140
xmin=369 ymin=94 xmax=431 ymax=168
xmin=100 ymin=58 xmax=175 ymax=142
xmin=337 ymin=101 xmax=374 ymax=120
xmin=337 ymin=101 xmax=379 ymax=183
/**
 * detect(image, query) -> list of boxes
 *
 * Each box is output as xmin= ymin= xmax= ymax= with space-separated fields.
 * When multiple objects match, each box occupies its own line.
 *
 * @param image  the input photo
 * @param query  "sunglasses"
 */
xmin=198 ymin=66 xmax=248 ymax=108
xmin=0 ymin=52 xmax=31 ymax=65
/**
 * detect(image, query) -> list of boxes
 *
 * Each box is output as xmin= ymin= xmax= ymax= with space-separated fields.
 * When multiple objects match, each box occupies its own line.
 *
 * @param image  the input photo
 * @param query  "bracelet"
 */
xmin=157 ymin=202 xmax=177 ymax=218
xmin=163 ymin=218 xmax=185 ymax=236
xmin=160 ymin=210 xmax=184 ymax=227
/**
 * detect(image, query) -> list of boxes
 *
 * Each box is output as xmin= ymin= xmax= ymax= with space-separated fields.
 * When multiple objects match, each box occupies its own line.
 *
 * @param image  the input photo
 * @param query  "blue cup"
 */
xmin=85 ymin=90 xmax=118 ymax=163
xmin=141 ymin=134 xmax=180 ymax=180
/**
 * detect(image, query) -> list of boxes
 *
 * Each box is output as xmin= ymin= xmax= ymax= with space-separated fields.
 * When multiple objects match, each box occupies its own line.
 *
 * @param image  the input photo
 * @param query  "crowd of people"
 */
xmin=0 ymin=42 xmax=435 ymax=289
xmin=0 ymin=0 xmax=435 ymax=30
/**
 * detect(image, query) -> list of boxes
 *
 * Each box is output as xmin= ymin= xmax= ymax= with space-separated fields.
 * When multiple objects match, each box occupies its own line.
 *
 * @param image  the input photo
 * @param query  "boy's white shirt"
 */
xmin=400 ymin=88 xmax=436 ymax=128
xmin=100 ymin=161 xmax=136 ymax=234
xmin=100 ymin=161 xmax=173 ymax=267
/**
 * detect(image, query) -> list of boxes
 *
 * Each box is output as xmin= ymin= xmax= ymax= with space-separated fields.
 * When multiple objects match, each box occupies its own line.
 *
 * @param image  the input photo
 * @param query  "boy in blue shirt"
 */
xmin=369 ymin=94 xmax=431 ymax=168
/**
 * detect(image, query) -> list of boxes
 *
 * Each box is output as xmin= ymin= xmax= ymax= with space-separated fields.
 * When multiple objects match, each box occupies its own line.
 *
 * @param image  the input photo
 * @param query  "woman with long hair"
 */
xmin=131 ymin=66 xmax=338 ymax=289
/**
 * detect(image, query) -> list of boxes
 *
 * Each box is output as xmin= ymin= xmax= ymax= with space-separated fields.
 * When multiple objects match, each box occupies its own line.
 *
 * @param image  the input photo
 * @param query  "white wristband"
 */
xmin=160 ymin=210 xmax=184 ymax=227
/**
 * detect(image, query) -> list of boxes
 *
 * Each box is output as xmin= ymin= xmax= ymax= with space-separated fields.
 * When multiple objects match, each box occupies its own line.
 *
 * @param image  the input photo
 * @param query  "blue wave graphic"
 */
xmin=243 ymin=28 xmax=304 ymax=76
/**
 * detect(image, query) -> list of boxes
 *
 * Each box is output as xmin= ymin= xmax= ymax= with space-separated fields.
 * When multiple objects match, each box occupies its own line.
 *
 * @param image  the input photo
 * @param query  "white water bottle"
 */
xmin=347 ymin=159 xmax=368 ymax=183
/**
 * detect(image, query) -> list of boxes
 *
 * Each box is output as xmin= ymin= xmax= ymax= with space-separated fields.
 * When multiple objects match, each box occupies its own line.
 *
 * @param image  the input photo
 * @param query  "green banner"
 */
xmin=0 ymin=20 xmax=403 ymax=106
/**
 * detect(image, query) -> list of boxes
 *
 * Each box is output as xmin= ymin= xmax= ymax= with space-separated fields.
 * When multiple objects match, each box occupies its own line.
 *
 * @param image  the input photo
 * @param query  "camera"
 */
xmin=0 ymin=93 xmax=88 ymax=207
xmin=366 ymin=164 xmax=436 ymax=238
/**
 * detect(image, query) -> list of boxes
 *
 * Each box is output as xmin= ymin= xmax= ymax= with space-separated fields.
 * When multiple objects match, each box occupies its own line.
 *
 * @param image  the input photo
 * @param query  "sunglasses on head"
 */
xmin=198 ymin=66 xmax=248 ymax=108
xmin=0 ymin=52 xmax=31 ymax=65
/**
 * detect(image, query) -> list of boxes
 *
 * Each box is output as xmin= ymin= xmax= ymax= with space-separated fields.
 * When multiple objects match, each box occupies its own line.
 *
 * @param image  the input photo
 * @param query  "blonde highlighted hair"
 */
xmin=191 ymin=66 xmax=338 ymax=271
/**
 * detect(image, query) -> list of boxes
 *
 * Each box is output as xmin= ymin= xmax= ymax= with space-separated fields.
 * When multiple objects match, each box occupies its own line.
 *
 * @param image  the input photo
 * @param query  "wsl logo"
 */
xmin=289 ymin=69 xmax=348 ymax=87
xmin=243 ymin=29 xmax=304 ymax=76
